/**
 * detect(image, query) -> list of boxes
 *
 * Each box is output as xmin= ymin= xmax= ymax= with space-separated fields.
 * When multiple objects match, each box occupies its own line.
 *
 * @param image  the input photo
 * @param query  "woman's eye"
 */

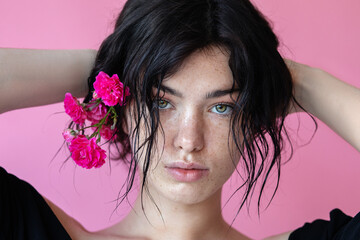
xmin=211 ymin=104 xmax=233 ymax=115
xmin=155 ymin=99 xmax=172 ymax=109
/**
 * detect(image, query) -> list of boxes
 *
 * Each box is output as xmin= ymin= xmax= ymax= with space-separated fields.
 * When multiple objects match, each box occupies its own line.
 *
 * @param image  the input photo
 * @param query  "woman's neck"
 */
xmin=105 ymin=187 xmax=250 ymax=240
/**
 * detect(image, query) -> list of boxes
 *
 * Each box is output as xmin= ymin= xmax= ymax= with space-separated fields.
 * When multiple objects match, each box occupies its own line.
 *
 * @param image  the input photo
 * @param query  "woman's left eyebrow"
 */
xmin=205 ymin=88 xmax=240 ymax=99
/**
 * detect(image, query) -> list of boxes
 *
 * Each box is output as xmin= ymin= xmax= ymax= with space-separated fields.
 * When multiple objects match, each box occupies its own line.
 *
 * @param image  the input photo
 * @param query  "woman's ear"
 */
xmin=122 ymin=118 xmax=129 ymax=135
xmin=121 ymin=104 xmax=133 ymax=135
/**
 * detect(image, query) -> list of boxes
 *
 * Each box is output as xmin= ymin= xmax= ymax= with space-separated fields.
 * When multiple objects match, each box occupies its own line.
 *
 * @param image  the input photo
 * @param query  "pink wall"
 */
xmin=0 ymin=0 xmax=359 ymax=239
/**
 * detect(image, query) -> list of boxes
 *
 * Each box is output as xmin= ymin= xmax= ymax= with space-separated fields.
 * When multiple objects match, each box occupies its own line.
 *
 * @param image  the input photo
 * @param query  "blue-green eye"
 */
xmin=211 ymin=104 xmax=233 ymax=115
xmin=155 ymin=99 xmax=171 ymax=109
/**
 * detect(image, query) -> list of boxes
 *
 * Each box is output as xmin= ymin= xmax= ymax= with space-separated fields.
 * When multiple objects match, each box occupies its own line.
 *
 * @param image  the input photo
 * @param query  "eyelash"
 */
xmin=154 ymin=99 xmax=173 ymax=110
xmin=154 ymin=98 xmax=234 ymax=116
xmin=210 ymin=102 xmax=234 ymax=116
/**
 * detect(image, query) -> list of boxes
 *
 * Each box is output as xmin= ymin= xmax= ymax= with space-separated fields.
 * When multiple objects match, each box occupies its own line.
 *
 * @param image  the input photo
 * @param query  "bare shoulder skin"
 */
xmin=263 ymin=232 xmax=291 ymax=240
xmin=44 ymin=198 xmax=149 ymax=240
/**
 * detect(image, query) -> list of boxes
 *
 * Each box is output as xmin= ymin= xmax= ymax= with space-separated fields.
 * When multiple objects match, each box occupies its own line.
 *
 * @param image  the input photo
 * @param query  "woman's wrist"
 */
xmin=70 ymin=49 xmax=97 ymax=98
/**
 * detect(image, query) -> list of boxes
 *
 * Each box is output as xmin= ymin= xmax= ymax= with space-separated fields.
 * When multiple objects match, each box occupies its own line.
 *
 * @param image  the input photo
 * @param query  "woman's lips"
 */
xmin=165 ymin=162 xmax=209 ymax=182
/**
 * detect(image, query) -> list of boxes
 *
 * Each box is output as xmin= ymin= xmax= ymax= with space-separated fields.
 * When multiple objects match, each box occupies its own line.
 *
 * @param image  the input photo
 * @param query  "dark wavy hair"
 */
xmin=83 ymin=0 xmax=314 ymax=222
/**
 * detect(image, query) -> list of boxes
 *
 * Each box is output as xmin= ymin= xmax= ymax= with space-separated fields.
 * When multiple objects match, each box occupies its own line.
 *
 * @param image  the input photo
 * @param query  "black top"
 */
xmin=289 ymin=208 xmax=360 ymax=240
xmin=0 ymin=166 xmax=359 ymax=240
xmin=0 ymin=167 xmax=71 ymax=240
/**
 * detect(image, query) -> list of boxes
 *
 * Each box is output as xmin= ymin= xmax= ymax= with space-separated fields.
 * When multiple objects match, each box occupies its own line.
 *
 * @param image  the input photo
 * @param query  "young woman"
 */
xmin=0 ymin=0 xmax=359 ymax=239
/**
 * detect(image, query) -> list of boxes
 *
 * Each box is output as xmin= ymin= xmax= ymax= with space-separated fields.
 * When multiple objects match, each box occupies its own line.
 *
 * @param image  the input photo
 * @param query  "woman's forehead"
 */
xmin=161 ymin=46 xmax=234 ymax=90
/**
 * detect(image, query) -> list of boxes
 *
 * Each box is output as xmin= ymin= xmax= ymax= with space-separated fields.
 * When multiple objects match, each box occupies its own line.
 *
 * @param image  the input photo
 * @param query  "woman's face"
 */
xmin=127 ymin=46 xmax=242 ymax=204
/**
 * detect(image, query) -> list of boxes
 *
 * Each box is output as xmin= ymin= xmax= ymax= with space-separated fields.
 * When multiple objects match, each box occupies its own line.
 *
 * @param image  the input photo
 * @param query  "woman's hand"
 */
xmin=0 ymin=48 xmax=96 ymax=114
xmin=285 ymin=59 xmax=360 ymax=152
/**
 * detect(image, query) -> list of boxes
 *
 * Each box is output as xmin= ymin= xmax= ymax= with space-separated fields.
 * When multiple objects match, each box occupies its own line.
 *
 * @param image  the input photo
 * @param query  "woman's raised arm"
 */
xmin=0 ymin=48 xmax=96 ymax=114
xmin=287 ymin=60 xmax=360 ymax=152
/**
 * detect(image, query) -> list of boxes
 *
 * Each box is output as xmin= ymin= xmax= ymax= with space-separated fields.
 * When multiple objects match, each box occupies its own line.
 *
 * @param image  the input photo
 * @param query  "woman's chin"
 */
xmin=150 ymin=180 xmax=221 ymax=205
xmin=161 ymin=191 xmax=211 ymax=205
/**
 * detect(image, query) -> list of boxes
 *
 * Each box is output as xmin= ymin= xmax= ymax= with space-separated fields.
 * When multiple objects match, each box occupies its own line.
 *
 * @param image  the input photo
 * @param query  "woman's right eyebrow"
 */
xmin=155 ymin=85 xmax=240 ymax=99
xmin=156 ymin=85 xmax=183 ymax=97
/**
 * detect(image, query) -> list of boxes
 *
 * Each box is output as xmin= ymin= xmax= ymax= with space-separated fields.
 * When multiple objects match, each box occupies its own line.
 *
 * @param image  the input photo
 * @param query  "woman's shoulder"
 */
xmin=43 ymin=197 xmax=93 ymax=240
xmin=263 ymin=232 xmax=291 ymax=240
xmin=226 ymin=228 xmax=254 ymax=240
xmin=91 ymin=221 xmax=143 ymax=240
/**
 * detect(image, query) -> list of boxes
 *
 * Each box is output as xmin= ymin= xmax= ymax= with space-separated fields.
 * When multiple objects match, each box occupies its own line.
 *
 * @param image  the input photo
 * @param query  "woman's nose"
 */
xmin=173 ymin=111 xmax=204 ymax=153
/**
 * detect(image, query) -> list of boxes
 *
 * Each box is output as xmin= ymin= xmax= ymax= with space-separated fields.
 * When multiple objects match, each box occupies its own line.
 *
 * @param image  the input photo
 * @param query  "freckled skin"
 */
xmin=113 ymin=46 xmax=252 ymax=240
xmin=127 ymin=46 xmax=242 ymax=205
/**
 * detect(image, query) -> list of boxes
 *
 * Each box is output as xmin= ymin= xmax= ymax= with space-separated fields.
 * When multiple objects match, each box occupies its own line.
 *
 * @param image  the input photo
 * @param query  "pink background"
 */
xmin=0 ymin=0 xmax=359 ymax=239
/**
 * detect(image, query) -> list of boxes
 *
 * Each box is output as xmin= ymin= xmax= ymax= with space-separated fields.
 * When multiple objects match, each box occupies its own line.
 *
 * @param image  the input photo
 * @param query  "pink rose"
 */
xmin=62 ymin=129 xmax=77 ymax=142
xmin=64 ymin=93 xmax=87 ymax=125
xmin=69 ymin=135 xmax=106 ymax=169
xmin=99 ymin=124 xmax=117 ymax=141
xmin=93 ymin=71 xmax=130 ymax=106
xmin=86 ymin=100 xmax=108 ymax=123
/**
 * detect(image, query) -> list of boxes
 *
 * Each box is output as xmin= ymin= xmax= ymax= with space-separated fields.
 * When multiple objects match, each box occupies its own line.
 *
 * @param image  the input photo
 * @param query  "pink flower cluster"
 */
xmin=69 ymin=135 xmax=106 ymax=169
xmin=93 ymin=72 xmax=130 ymax=106
xmin=64 ymin=93 xmax=117 ymax=139
xmin=62 ymin=71 xmax=130 ymax=169
xmin=64 ymin=93 xmax=87 ymax=125
xmin=87 ymin=100 xmax=108 ymax=122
